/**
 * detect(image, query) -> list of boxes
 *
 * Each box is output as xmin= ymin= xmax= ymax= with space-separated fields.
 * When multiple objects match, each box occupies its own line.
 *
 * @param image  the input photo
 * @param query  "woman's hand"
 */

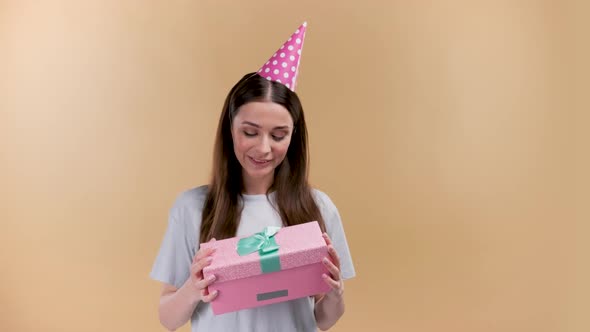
xmin=314 ymin=233 xmax=346 ymax=330
xmin=320 ymin=233 xmax=344 ymax=299
xmin=189 ymin=239 xmax=219 ymax=303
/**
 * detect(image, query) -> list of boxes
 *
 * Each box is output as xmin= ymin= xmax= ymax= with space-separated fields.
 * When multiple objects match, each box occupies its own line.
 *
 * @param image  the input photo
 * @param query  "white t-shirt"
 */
xmin=150 ymin=185 xmax=356 ymax=332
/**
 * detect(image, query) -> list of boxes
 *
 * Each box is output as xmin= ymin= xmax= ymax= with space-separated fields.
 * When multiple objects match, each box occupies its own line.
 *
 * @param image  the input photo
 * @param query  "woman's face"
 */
xmin=231 ymin=101 xmax=294 ymax=185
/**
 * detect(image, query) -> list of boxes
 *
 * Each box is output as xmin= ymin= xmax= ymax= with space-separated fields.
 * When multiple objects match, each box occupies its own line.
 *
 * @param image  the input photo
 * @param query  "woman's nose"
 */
xmin=257 ymin=135 xmax=272 ymax=154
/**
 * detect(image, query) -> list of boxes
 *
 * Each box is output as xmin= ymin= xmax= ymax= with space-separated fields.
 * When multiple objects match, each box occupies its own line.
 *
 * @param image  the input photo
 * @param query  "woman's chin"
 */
xmin=244 ymin=167 xmax=274 ymax=180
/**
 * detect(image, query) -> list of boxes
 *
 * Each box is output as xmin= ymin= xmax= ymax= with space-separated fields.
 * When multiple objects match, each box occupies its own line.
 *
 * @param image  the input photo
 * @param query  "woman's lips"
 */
xmin=248 ymin=156 xmax=271 ymax=165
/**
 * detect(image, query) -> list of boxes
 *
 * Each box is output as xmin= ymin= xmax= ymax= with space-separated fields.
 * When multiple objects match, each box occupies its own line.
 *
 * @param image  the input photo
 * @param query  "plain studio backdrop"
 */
xmin=1 ymin=1 xmax=588 ymax=331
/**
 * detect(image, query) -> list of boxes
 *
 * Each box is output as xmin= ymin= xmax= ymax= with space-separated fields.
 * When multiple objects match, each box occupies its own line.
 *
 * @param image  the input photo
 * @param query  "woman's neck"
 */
xmin=242 ymin=173 xmax=273 ymax=195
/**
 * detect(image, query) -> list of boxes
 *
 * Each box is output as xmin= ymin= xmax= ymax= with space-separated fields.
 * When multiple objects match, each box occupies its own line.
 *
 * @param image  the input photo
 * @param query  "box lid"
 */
xmin=201 ymin=221 xmax=327 ymax=283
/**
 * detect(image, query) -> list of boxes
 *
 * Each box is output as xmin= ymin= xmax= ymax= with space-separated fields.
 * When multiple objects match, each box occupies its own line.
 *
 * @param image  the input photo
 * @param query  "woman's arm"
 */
xmin=314 ymin=288 xmax=345 ymax=331
xmin=158 ymin=246 xmax=218 ymax=331
xmin=314 ymin=233 xmax=346 ymax=331
xmin=158 ymin=281 xmax=200 ymax=331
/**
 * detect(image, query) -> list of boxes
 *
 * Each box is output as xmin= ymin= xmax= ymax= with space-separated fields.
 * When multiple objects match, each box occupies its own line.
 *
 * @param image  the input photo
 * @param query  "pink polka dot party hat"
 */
xmin=256 ymin=22 xmax=307 ymax=91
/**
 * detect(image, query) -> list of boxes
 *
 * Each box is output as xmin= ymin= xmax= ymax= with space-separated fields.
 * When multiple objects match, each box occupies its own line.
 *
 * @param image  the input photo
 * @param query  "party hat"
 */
xmin=256 ymin=22 xmax=307 ymax=91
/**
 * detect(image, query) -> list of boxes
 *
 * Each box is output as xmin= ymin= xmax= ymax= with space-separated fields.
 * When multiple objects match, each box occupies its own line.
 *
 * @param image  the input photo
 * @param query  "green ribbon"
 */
xmin=237 ymin=226 xmax=282 ymax=273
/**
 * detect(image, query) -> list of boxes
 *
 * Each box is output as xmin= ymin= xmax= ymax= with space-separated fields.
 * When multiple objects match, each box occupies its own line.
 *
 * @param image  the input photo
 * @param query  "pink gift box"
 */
xmin=200 ymin=221 xmax=331 ymax=315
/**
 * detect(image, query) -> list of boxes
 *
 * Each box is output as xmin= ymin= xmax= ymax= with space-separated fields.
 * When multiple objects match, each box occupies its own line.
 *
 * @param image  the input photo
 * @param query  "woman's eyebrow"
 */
xmin=241 ymin=121 xmax=260 ymax=128
xmin=242 ymin=121 xmax=290 ymax=130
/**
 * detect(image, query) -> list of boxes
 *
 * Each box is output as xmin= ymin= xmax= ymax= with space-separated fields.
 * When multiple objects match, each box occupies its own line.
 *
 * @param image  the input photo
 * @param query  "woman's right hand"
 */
xmin=189 ymin=240 xmax=219 ymax=303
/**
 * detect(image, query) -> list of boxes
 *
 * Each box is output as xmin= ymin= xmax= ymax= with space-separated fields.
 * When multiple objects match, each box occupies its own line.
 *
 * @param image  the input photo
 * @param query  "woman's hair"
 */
xmin=199 ymin=73 xmax=326 ymax=243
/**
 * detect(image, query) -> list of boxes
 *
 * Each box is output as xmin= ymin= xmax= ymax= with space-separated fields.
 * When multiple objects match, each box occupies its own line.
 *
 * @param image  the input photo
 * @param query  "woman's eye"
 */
xmin=272 ymin=135 xmax=286 ymax=141
xmin=243 ymin=131 xmax=257 ymax=137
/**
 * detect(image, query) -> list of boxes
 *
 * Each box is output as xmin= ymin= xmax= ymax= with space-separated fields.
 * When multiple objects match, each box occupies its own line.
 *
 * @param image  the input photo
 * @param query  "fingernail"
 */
xmin=322 ymin=274 xmax=328 ymax=279
xmin=208 ymin=274 xmax=216 ymax=281
xmin=323 ymin=258 xmax=329 ymax=264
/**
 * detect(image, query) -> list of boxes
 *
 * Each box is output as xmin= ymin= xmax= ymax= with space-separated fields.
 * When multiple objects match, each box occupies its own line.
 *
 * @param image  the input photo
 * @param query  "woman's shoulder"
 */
xmin=310 ymin=187 xmax=338 ymax=215
xmin=169 ymin=185 xmax=209 ymax=220
xmin=174 ymin=184 xmax=209 ymax=205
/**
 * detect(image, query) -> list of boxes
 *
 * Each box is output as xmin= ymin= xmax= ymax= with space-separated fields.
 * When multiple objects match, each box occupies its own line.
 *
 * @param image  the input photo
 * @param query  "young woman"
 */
xmin=150 ymin=23 xmax=355 ymax=332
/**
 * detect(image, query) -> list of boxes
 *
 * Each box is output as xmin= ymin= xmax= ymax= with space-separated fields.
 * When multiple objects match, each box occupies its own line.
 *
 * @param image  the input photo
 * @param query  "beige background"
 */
xmin=1 ymin=1 xmax=588 ymax=331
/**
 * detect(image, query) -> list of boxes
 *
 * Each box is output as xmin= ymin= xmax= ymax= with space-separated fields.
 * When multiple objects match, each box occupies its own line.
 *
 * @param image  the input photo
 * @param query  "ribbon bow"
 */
xmin=237 ymin=226 xmax=282 ymax=273
xmin=237 ymin=226 xmax=281 ymax=256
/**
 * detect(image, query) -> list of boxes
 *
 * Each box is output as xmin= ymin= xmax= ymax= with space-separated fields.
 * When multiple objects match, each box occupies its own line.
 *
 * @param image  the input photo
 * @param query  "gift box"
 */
xmin=200 ymin=221 xmax=331 ymax=315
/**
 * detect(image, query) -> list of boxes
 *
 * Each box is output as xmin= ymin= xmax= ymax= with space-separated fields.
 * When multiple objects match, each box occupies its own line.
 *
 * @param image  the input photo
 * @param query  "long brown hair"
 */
xmin=200 ymin=73 xmax=326 ymax=243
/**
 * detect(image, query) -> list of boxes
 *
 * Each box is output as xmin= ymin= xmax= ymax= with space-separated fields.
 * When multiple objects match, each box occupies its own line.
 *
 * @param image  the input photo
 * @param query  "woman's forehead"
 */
xmin=235 ymin=101 xmax=293 ymax=128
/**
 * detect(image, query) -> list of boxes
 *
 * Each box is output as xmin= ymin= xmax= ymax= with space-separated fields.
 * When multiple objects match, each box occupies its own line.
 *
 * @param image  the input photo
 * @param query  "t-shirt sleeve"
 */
xmin=317 ymin=191 xmax=356 ymax=280
xmin=149 ymin=206 xmax=196 ymax=289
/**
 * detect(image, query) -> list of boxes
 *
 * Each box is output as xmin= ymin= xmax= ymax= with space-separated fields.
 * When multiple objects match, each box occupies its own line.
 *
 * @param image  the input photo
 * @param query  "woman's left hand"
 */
xmin=320 ymin=232 xmax=344 ymax=299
